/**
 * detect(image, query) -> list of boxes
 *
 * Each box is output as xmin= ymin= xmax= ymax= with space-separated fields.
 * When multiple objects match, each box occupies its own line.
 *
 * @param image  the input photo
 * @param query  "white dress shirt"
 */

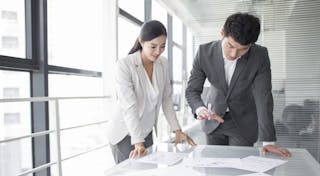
xmin=223 ymin=57 xmax=238 ymax=86
xmin=138 ymin=66 xmax=159 ymax=142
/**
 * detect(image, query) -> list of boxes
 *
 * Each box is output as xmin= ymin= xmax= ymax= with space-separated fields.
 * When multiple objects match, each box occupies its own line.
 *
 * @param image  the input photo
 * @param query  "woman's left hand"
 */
xmin=174 ymin=130 xmax=197 ymax=146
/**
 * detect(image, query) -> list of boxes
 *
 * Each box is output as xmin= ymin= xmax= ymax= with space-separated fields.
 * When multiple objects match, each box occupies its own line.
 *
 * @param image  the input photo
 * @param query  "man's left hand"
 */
xmin=261 ymin=144 xmax=292 ymax=157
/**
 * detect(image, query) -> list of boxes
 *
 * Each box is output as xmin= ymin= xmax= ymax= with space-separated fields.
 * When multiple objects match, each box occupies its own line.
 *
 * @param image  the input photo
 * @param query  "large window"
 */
xmin=1 ymin=0 xmax=113 ymax=175
xmin=47 ymin=1 xmax=111 ymax=175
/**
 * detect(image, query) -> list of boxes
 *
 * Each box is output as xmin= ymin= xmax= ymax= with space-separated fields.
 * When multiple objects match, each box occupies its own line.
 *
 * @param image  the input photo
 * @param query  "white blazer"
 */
xmin=107 ymin=51 xmax=181 ymax=145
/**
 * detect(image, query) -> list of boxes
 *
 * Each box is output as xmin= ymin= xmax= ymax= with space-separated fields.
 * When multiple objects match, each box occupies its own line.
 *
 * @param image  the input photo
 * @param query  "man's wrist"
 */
xmin=134 ymin=142 xmax=144 ymax=148
xmin=195 ymin=106 xmax=206 ymax=116
xmin=262 ymin=141 xmax=275 ymax=146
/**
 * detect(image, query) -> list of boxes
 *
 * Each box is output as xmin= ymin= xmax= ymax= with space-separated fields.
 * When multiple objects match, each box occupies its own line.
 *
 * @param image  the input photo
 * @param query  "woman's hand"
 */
xmin=174 ymin=130 xmax=197 ymax=146
xmin=129 ymin=142 xmax=147 ymax=158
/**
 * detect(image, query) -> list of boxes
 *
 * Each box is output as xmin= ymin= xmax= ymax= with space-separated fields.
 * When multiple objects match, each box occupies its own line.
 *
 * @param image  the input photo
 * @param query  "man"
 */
xmin=186 ymin=12 xmax=291 ymax=157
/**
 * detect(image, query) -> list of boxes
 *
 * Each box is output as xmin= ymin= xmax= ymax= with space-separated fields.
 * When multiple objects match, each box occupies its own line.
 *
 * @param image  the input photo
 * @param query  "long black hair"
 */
xmin=128 ymin=20 xmax=167 ymax=54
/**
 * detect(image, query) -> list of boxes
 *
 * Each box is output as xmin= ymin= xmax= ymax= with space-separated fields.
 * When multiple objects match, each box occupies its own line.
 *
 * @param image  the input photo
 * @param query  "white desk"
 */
xmin=105 ymin=143 xmax=320 ymax=176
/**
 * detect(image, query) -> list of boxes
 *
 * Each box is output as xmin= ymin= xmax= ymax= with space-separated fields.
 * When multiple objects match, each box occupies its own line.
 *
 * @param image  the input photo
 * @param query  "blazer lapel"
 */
xmin=152 ymin=59 xmax=161 ymax=94
xmin=214 ymin=42 xmax=228 ymax=94
xmin=133 ymin=52 xmax=149 ymax=89
xmin=227 ymin=54 xmax=249 ymax=98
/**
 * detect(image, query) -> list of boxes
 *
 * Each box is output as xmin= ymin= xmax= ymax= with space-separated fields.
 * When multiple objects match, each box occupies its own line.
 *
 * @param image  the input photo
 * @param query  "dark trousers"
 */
xmin=110 ymin=132 xmax=153 ymax=164
xmin=206 ymin=112 xmax=253 ymax=146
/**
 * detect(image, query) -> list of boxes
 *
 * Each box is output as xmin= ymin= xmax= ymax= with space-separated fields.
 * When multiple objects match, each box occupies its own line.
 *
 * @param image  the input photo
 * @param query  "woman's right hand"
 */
xmin=129 ymin=142 xmax=147 ymax=158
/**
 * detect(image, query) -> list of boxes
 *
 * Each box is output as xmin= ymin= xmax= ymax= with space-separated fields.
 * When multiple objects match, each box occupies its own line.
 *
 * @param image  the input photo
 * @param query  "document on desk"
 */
xmin=234 ymin=156 xmax=287 ymax=173
xmin=181 ymin=157 xmax=241 ymax=168
xmin=135 ymin=151 xmax=186 ymax=165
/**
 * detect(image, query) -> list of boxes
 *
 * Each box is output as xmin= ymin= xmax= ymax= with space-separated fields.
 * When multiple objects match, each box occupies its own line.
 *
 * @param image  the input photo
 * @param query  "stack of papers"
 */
xmin=181 ymin=155 xmax=287 ymax=173
xmin=182 ymin=157 xmax=241 ymax=168
xmin=130 ymin=151 xmax=287 ymax=176
xmin=135 ymin=151 xmax=187 ymax=165
xmin=234 ymin=156 xmax=288 ymax=173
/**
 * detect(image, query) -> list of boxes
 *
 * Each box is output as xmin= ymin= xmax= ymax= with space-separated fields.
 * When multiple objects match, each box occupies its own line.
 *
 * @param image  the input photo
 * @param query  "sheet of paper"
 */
xmin=233 ymin=156 xmax=288 ymax=173
xmin=135 ymin=151 xmax=186 ymax=165
xmin=181 ymin=157 xmax=241 ymax=168
xmin=238 ymin=173 xmax=272 ymax=176
xmin=120 ymin=166 xmax=205 ymax=176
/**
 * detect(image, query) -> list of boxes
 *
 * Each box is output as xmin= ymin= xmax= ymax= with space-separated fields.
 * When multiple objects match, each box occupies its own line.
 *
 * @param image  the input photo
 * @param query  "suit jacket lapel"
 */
xmin=133 ymin=52 xmax=149 ymax=88
xmin=227 ymin=54 xmax=249 ymax=98
xmin=214 ymin=41 xmax=228 ymax=94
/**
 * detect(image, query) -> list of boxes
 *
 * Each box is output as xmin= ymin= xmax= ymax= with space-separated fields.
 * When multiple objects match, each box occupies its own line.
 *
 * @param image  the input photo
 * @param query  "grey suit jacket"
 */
xmin=185 ymin=40 xmax=276 ymax=143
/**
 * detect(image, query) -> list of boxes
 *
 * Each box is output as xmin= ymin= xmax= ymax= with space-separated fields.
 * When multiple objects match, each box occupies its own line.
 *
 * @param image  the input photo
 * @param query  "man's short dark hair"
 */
xmin=223 ymin=12 xmax=260 ymax=45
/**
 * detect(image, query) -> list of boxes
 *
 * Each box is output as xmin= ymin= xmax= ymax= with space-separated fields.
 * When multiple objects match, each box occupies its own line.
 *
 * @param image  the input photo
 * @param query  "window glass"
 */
xmin=48 ymin=74 xmax=105 ymax=127
xmin=172 ymin=46 xmax=182 ymax=82
xmin=47 ymin=0 xmax=104 ymax=71
xmin=186 ymin=28 xmax=194 ymax=78
xmin=172 ymin=15 xmax=182 ymax=45
xmin=4 ymin=113 xmax=20 ymax=124
xmin=0 ymin=70 xmax=31 ymax=175
xmin=0 ymin=0 xmax=26 ymax=58
xmin=118 ymin=17 xmax=140 ymax=59
xmin=49 ymin=74 xmax=103 ymax=97
xmin=152 ymin=1 xmax=168 ymax=58
xmin=0 ymin=139 xmax=32 ymax=176
xmin=152 ymin=1 xmax=167 ymax=28
xmin=172 ymin=46 xmax=183 ymax=119
xmin=118 ymin=0 xmax=144 ymax=22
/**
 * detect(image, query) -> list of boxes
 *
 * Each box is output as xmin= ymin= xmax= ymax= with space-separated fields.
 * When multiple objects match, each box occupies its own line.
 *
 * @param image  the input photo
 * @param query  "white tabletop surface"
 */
xmin=105 ymin=143 xmax=320 ymax=176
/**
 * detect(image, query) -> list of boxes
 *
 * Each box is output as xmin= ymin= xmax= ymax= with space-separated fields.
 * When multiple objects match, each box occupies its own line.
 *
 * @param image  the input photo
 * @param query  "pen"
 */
xmin=208 ymin=103 xmax=212 ymax=120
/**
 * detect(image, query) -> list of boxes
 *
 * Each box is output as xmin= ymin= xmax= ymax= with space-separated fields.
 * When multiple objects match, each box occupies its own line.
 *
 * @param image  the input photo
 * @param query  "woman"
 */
xmin=107 ymin=20 xmax=196 ymax=164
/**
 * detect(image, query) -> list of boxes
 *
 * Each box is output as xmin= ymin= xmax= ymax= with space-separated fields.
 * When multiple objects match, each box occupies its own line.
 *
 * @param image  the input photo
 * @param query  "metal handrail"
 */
xmin=0 ymin=96 xmax=111 ymax=176
xmin=0 ymin=95 xmax=111 ymax=103
xmin=17 ymin=162 xmax=57 ymax=176
xmin=0 ymin=130 xmax=54 ymax=144
xmin=61 ymin=120 xmax=108 ymax=132
xmin=0 ymin=120 xmax=109 ymax=144
xmin=62 ymin=144 xmax=109 ymax=162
